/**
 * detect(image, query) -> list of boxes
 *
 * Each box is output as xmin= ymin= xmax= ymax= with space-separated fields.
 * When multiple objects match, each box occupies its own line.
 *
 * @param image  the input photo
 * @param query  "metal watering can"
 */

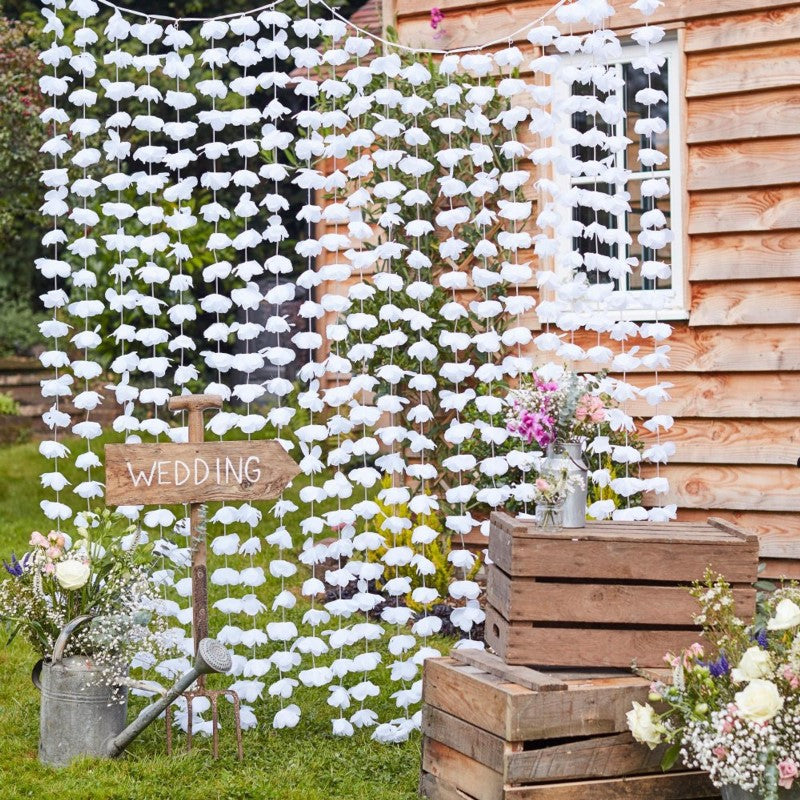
xmin=32 ymin=615 xmax=232 ymax=767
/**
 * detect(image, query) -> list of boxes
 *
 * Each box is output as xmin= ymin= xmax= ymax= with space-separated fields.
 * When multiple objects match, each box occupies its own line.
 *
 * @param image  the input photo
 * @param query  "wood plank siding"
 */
xmin=317 ymin=0 xmax=800 ymax=573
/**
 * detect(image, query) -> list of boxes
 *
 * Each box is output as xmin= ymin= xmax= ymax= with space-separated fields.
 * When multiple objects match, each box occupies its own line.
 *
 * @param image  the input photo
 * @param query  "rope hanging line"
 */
xmin=90 ymin=0 xmax=282 ymax=23
xmin=81 ymin=0 xmax=571 ymax=54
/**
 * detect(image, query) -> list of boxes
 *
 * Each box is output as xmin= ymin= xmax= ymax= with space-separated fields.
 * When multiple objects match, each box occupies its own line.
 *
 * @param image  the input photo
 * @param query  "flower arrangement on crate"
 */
xmin=503 ymin=368 xmax=648 ymax=524
xmin=0 ymin=509 xmax=171 ymax=681
xmin=627 ymin=572 xmax=800 ymax=800
xmin=505 ymin=370 xmax=606 ymax=451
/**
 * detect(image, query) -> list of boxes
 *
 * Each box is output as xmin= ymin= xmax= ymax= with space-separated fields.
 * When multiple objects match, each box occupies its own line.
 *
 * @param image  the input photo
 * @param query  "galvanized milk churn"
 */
xmin=546 ymin=441 xmax=589 ymax=528
xmin=32 ymin=615 xmax=127 ymax=767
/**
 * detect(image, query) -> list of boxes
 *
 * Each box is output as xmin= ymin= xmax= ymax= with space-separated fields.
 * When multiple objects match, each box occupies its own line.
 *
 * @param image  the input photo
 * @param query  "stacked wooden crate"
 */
xmin=420 ymin=650 xmax=719 ymax=800
xmin=485 ymin=512 xmax=759 ymax=668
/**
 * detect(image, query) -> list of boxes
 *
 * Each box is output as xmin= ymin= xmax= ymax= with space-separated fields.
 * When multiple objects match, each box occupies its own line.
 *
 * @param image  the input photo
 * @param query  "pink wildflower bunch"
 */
xmin=505 ymin=371 xmax=606 ymax=448
xmin=28 ymin=530 xmax=66 ymax=575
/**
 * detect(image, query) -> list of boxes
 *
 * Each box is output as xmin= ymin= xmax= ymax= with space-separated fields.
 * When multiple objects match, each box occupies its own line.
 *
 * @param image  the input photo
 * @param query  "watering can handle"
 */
xmin=52 ymin=614 xmax=95 ymax=664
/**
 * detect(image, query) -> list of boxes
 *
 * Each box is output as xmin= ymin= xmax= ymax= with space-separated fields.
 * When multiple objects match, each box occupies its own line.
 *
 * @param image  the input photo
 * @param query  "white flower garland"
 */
xmin=36 ymin=0 xmax=671 ymax=738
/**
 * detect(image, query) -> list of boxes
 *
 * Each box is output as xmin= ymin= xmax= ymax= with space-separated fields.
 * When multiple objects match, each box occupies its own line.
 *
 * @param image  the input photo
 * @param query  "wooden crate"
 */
xmin=485 ymin=513 xmax=758 ymax=668
xmin=420 ymin=651 xmax=719 ymax=800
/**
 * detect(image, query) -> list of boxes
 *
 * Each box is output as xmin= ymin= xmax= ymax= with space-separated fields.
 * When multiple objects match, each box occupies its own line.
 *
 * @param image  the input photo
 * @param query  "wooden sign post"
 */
xmin=105 ymin=394 xmax=300 ymax=655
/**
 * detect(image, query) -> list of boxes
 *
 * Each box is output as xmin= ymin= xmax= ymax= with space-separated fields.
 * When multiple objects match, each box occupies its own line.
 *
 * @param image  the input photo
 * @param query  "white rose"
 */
xmin=767 ymin=599 xmax=800 ymax=631
xmin=735 ymin=679 xmax=784 ymax=724
xmin=731 ymin=646 xmax=773 ymax=683
xmin=626 ymin=702 xmax=662 ymax=749
xmin=54 ymin=559 xmax=91 ymax=590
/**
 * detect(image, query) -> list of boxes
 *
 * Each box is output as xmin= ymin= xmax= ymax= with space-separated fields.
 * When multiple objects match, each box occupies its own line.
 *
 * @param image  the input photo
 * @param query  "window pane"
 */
xmin=573 ymin=183 xmax=618 ymax=286
xmin=623 ymin=61 xmax=670 ymax=172
xmin=626 ymin=178 xmax=672 ymax=291
xmin=570 ymin=79 xmax=613 ymax=165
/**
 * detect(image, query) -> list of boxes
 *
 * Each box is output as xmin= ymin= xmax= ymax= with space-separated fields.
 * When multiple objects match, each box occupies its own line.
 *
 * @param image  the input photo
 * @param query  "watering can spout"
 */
xmin=104 ymin=638 xmax=232 ymax=758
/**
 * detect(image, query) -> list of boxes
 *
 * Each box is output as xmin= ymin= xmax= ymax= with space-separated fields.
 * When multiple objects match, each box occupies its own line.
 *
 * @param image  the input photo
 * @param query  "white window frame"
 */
xmin=553 ymin=37 xmax=687 ymax=321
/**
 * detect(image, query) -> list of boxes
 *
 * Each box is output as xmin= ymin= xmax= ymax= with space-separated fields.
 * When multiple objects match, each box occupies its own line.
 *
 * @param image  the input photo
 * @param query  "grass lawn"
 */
xmin=0 ymin=435 xmax=443 ymax=800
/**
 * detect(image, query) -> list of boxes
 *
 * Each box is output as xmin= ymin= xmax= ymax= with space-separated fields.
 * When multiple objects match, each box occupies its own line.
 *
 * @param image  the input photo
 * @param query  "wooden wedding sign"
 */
xmin=104 ymin=394 xmax=300 ymax=651
xmin=105 ymin=440 xmax=298 ymax=506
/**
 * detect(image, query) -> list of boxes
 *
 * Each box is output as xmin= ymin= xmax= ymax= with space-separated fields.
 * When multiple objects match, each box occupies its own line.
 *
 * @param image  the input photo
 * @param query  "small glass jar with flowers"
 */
xmin=627 ymin=571 xmax=800 ymax=800
xmin=530 ymin=467 xmax=583 ymax=531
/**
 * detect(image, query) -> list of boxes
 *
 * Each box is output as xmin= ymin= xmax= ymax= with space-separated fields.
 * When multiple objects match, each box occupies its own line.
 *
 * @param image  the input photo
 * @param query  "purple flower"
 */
xmin=3 ymin=552 xmax=29 ymax=577
xmin=708 ymin=653 xmax=730 ymax=678
xmin=430 ymin=7 xmax=444 ymax=29
xmin=754 ymin=628 xmax=769 ymax=649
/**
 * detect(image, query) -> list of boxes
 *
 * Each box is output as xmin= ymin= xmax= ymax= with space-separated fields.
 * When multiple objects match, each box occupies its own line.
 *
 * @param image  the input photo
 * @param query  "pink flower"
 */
xmin=29 ymin=531 xmax=48 ymax=548
xmin=721 ymin=719 xmax=734 ymax=734
xmin=44 ymin=563 xmax=55 ymax=575
xmin=712 ymin=746 xmax=727 ymax=760
xmin=534 ymin=478 xmax=551 ymax=492
xmin=779 ymin=759 xmax=798 ymax=790
xmin=430 ymin=7 xmax=445 ymax=37
xmin=782 ymin=665 xmax=800 ymax=690
xmin=576 ymin=394 xmax=606 ymax=423
xmin=682 ymin=642 xmax=704 ymax=668
xmin=46 ymin=547 xmax=61 ymax=560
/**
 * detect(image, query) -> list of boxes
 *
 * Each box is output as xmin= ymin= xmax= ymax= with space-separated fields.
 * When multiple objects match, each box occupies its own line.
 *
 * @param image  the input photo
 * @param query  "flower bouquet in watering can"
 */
xmin=0 ymin=509 xmax=180 ymax=765
xmin=627 ymin=571 xmax=800 ymax=800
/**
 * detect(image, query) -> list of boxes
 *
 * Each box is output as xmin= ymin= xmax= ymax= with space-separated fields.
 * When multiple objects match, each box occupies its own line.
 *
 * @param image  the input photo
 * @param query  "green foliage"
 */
xmin=0 ymin=293 xmax=46 ymax=356
xmin=0 ymin=15 xmax=47 ymax=300
xmin=0 ymin=392 xmax=20 ymax=415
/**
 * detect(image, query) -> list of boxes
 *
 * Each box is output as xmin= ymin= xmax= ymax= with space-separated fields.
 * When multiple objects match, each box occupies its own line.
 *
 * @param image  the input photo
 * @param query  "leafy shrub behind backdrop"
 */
xmin=0 ymin=15 xmax=47 ymax=301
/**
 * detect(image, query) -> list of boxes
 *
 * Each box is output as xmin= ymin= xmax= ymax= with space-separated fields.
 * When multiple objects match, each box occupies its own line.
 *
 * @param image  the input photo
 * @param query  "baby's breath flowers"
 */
xmin=0 ymin=509 xmax=174 ymax=687
xmin=627 ymin=571 xmax=800 ymax=800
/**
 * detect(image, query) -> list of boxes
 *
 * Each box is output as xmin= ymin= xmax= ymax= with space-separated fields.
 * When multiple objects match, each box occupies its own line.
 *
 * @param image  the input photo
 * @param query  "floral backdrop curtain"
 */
xmin=35 ymin=0 xmax=673 ymax=739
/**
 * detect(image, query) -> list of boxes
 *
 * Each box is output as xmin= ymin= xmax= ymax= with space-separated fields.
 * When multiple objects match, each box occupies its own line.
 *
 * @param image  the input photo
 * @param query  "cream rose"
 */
xmin=735 ymin=679 xmax=784 ymax=724
xmin=626 ymin=702 xmax=662 ymax=749
xmin=767 ymin=599 xmax=800 ymax=631
xmin=731 ymin=646 xmax=773 ymax=682
xmin=54 ymin=559 xmax=91 ymax=591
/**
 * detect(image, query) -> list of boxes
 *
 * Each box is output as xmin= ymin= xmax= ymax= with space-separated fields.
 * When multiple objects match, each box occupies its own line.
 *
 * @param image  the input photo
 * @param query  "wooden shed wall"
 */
xmin=319 ymin=0 xmax=800 ymax=575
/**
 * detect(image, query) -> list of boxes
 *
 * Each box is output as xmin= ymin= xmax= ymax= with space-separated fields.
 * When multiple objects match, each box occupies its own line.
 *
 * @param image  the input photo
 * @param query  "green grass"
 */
xmin=0 ymin=435 xmax=440 ymax=800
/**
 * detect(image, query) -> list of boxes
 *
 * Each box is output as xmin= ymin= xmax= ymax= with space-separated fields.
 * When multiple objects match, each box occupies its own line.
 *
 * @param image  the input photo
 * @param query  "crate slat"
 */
xmin=421 ymin=706 xmax=508 ymax=774
xmin=485 ymin=607 xmax=704 ymax=669
xmin=420 ymin=772 xmax=478 ymax=800
xmin=505 ymin=731 xmax=667 ymax=784
xmin=450 ymin=648 xmax=568 ymax=692
xmin=503 ymin=773 xmax=718 ymax=799
xmin=488 ymin=526 xmax=758 ymax=582
xmin=486 ymin=569 xmax=756 ymax=625
xmin=423 ymin=738 xmax=505 ymax=800
xmin=420 ymin=771 xmax=719 ymax=800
